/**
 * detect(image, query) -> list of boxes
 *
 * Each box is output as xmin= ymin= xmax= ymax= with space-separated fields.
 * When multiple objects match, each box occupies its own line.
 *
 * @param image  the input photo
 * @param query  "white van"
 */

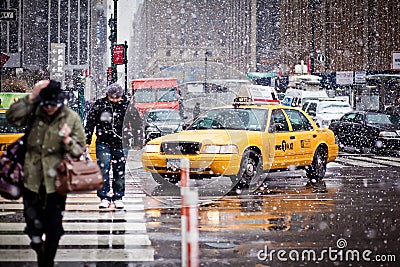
xmin=282 ymin=88 xmax=329 ymax=107
xmin=302 ymin=99 xmax=353 ymax=128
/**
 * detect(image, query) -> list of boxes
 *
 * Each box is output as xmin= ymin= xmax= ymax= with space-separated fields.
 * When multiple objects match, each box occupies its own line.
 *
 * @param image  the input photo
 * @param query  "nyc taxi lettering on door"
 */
xmin=275 ymin=140 xmax=293 ymax=151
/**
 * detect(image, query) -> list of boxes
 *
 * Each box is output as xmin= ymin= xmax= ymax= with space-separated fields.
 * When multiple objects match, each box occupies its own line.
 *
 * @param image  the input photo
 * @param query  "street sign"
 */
xmin=113 ymin=44 xmax=125 ymax=65
xmin=354 ymin=71 xmax=366 ymax=84
xmin=50 ymin=43 xmax=65 ymax=88
xmin=392 ymin=51 xmax=400 ymax=70
xmin=336 ymin=71 xmax=354 ymax=85
xmin=0 ymin=9 xmax=17 ymax=21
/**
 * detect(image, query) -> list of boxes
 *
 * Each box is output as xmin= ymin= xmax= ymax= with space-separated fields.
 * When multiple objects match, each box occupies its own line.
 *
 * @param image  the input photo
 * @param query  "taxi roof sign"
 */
xmin=233 ymin=85 xmax=280 ymax=106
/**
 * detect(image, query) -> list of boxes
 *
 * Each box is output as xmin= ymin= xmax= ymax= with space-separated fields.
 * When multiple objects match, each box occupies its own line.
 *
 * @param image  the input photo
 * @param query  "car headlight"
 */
xmin=201 ymin=144 xmax=239 ymax=154
xmin=146 ymin=126 xmax=159 ymax=132
xmin=379 ymin=131 xmax=397 ymax=137
xmin=145 ymin=144 xmax=161 ymax=153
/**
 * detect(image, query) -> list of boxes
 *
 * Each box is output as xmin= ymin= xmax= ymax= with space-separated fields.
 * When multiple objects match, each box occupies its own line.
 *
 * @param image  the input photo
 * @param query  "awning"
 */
xmin=246 ymin=72 xmax=278 ymax=79
xmin=366 ymin=74 xmax=400 ymax=79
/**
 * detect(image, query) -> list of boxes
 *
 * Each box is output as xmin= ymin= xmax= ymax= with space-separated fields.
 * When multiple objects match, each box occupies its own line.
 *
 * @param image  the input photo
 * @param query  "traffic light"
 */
xmin=108 ymin=16 xmax=116 ymax=43
xmin=107 ymin=67 xmax=113 ymax=82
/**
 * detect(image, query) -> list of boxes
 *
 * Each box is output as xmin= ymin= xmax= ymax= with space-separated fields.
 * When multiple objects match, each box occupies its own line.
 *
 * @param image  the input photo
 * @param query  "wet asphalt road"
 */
xmin=1 ymin=152 xmax=399 ymax=267
xmin=136 ymin=152 xmax=400 ymax=267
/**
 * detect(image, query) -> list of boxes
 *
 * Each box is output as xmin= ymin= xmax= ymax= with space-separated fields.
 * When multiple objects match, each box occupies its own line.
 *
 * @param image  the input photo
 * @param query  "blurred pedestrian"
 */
xmin=193 ymin=102 xmax=201 ymax=119
xmin=85 ymin=83 xmax=142 ymax=209
xmin=6 ymin=79 xmax=86 ymax=267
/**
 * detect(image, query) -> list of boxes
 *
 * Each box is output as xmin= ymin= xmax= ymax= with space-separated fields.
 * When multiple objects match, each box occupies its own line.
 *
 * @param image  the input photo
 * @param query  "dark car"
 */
xmin=143 ymin=108 xmax=184 ymax=143
xmin=329 ymin=110 xmax=400 ymax=154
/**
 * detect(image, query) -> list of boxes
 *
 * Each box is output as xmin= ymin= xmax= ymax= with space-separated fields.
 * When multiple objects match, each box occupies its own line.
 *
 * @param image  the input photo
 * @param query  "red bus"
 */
xmin=131 ymin=77 xmax=181 ymax=116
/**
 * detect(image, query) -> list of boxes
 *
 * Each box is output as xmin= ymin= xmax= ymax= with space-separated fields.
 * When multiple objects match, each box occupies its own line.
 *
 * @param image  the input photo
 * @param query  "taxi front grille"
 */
xmin=161 ymin=142 xmax=201 ymax=155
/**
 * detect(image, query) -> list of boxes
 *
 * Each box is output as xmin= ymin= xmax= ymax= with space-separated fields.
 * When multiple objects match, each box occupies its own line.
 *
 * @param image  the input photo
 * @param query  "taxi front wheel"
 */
xmin=305 ymin=146 xmax=327 ymax=182
xmin=230 ymin=150 xmax=262 ymax=191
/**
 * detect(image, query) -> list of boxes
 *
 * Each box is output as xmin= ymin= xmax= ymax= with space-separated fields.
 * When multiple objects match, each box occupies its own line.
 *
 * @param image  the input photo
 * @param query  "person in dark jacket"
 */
xmin=85 ymin=83 xmax=142 ymax=209
xmin=193 ymin=102 xmax=201 ymax=119
xmin=6 ymin=79 xmax=86 ymax=267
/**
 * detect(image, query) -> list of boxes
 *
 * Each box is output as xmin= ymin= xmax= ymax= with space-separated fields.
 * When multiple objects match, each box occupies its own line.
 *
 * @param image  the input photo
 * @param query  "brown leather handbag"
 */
xmin=55 ymin=153 xmax=103 ymax=194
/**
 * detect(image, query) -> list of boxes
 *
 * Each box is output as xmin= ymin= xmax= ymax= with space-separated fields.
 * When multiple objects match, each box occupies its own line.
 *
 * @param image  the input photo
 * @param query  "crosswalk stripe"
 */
xmin=373 ymin=156 xmax=400 ymax=163
xmin=327 ymin=162 xmax=350 ymax=168
xmin=0 ymin=248 xmax=155 ymax=262
xmin=0 ymin=203 xmax=145 ymax=211
xmin=0 ymin=234 xmax=152 ymax=246
xmin=62 ymin=212 xmax=146 ymax=221
xmin=0 ymin=180 xmax=154 ymax=263
xmin=350 ymin=156 xmax=400 ymax=167
xmin=0 ymin=222 xmax=147 ymax=232
xmin=332 ymin=157 xmax=384 ymax=167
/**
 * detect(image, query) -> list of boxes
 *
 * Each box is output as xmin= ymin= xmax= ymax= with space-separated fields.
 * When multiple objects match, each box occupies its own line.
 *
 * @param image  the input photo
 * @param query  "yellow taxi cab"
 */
xmin=0 ymin=109 xmax=24 ymax=155
xmin=142 ymin=88 xmax=338 ymax=191
xmin=1 ymin=109 xmax=96 ymax=158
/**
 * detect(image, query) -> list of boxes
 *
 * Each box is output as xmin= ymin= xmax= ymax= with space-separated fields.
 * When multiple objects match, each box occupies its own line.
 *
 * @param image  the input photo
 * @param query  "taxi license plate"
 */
xmin=166 ymin=159 xmax=180 ymax=171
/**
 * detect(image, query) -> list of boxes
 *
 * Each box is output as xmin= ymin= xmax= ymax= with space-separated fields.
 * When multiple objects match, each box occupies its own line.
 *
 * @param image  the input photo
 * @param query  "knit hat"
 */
xmin=106 ymin=83 xmax=124 ymax=98
xmin=39 ymin=80 xmax=66 ymax=107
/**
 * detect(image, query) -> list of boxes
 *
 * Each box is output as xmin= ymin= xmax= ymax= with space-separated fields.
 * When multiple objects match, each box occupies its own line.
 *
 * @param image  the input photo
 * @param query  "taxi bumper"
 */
xmin=142 ymin=152 xmax=241 ymax=177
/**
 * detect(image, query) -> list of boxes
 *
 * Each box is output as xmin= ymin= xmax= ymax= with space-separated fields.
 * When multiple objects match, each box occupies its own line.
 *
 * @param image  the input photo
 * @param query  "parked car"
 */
xmin=142 ymin=96 xmax=338 ymax=191
xmin=329 ymin=110 xmax=400 ymax=154
xmin=143 ymin=108 xmax=185 ymax=143
xmin=302 ymin=99 xmax=353 ymax=128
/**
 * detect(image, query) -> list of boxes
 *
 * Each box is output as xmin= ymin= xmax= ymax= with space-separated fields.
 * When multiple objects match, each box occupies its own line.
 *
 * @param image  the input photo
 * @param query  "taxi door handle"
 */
xmin=290 ymin=135 xmax=295 ymax=139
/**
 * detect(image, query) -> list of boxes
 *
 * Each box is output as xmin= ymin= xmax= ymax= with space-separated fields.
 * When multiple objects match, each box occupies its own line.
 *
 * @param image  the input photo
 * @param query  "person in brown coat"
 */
xmin=6 ymin=80 xmax=86 ymax=267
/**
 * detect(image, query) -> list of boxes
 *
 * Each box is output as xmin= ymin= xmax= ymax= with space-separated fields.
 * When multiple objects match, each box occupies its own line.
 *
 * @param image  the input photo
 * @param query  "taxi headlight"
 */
xmin=201 ymin=144 xmax=239 ymax=154
xmin=379 ymin=131 xmax=397 ymax=137
xmin=145 ymin=144 xmax=161 ymax=153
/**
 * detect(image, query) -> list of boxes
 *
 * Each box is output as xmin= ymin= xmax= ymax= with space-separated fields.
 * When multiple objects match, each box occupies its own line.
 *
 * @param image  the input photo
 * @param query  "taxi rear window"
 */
xmin=0 ymin=113 xmax=23 ymax=134
xmin=188 ymin=108 xmax=268 ymax=131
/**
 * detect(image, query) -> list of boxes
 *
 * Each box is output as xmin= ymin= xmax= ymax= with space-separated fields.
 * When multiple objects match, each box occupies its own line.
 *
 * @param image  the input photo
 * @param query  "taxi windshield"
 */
xmin=188 ymin=108 xmax=268 ymax=131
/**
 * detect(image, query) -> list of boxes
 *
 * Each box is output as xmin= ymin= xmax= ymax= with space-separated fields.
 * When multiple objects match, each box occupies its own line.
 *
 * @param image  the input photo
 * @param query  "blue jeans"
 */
xmin=96 ymin=143 xmax=128 ymax=201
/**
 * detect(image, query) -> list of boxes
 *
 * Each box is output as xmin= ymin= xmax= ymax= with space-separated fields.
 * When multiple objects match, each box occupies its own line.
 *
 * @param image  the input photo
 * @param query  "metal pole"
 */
xmin=309 ymin=0 xmax=319 ymax=75
xmin=310 ymin=7 xmax=315 ymax=74
xmin=110 ymin=0 xmax=118 ymax=83
xmin=204 ymin=52 xmax=208 ymax=92
xmin=180 ymin=158 xmax=199 ymax=267
xmin=124 ymin=40 xmax=128 ymax=95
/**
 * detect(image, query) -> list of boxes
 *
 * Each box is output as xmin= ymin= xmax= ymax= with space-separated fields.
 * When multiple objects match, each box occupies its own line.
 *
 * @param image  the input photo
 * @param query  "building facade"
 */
xmin=131 ymin=0 xmax=399 ymax=79
xmin=130 ymin=0 xmax=280 ymax=82
xmin=279 ymin=0 xmax=400 ymax=74
xmin=0 ymin=0 xmax=108 ymax=95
